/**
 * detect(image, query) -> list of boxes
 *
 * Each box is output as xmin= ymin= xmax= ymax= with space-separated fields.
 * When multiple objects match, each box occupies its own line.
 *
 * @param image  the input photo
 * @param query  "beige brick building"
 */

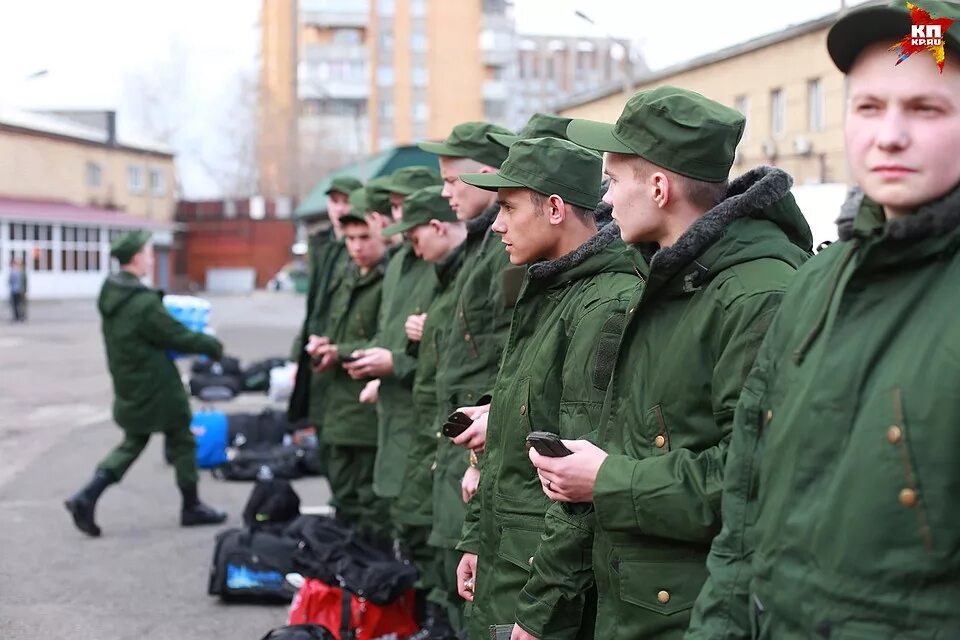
xmin=555 ymin=12 xmax=850 ymax=187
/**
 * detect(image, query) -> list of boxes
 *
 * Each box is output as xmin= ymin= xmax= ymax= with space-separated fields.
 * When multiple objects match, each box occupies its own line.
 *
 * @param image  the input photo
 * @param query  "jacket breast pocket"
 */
xmin=618 ymin=560 xmax=706 ymax=617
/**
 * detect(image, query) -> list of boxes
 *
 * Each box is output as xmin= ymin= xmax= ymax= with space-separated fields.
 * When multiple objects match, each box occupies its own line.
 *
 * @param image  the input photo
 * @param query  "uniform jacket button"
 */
xmin=765 ymin=409 xmax=774 ymax=423
xmin=899 ymin=488 xmax=918 ymax=508
xmin=464 ymin=333 xmax=471 ymax=342
xmin=528 ymin=556 xmax=534 ymax=566
xmin=887 ymin=425 xmax=903 ymax=444
xmin=520 ymin=404 xmax=527 ymax=416
xmin=657 ymin=590 xmax=670 ymax=604
xmin=430 ymin=461 xmax=437 ymax=472
xmin=436 ymin=431 xmax=442 ymax=438
xmin=654 ymin=435 xmax=666 ymax=448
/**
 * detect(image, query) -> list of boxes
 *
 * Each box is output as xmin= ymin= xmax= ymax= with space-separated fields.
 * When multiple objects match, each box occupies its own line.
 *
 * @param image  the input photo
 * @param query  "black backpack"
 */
xmin=208 ymin=528 xmax=300 ymax=603
xmin=287 ymin=516 xmax=419 ymax=606
xmin=259 ymin=625 xmax=336 ymax=640
xmin=243 ymin=478 xmax=301 ymax=530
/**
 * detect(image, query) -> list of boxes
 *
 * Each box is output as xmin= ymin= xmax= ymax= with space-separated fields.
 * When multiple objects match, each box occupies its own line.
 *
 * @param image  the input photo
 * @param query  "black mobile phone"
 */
xmin=340 ymin=353 xmax=360 ymax=363
xmin=525 ymin=431 xmax=573 ymax=457
xmin=442 ymin=411 xmax=473 ymax=438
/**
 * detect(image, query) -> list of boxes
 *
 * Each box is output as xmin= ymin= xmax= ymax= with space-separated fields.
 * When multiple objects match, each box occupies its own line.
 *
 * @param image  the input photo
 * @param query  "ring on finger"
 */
xmin=547 ymin=479 xmax=553 ymax=491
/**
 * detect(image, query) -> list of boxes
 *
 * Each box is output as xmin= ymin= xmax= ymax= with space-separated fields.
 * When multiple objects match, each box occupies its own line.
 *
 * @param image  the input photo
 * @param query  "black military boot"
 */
xmin=64 ymin=469 xmax=115 ymax=537
xmin=407 ymin=602 xmax=457 ymax=640
xmin=179 ymin=484 xmax=227 ymax=527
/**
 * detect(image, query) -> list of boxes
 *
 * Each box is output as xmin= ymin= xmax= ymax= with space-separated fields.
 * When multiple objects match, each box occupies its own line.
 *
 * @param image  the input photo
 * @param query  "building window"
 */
xmin=734 ymin=95 xmax=750 ymax=141
xmin=378 ymin=0 xmax=394 ymax=15
xmin=411 ymin=32 xmax=427 ymax=53
xmin=333 ymin=28 xmax=361 ymax=46
xmin=412 ymin=67 xmax=428 ymax=87
xmin=770 ymin=88 xmax=785 ymax=139
xmin=128 ymin=165 xmax=144 ymax=193
xmin=378 ymin=99 xmax=394 ymax=119
xmin=86 ymin=162 xmax=102 ymax=187
xmin=149 ymin=168 xmax=165 ymax=196
xmin=807 ymin=78 xmax=824 ymax=132
xmin=411 ymin=0 xmax=426 ymax=17
xmin=61 ymin=226 xmax=102 ymax=272
xmin=413 ymin=101 xmax=429 ymax=123
xmin=377 ymin=66 xmax=395 ymax=85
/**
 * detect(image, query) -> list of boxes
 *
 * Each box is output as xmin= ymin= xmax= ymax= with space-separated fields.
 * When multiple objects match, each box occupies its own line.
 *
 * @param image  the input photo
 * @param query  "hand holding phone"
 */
xmin=442 ymin=410 xmax=474 ymax=438
xmin=525 ymin=431 xmax=573 ymax=457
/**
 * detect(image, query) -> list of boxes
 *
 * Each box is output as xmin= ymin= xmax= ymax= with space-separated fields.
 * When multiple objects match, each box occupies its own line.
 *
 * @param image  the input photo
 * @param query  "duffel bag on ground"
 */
xmin=208 ymin=527 xmax=299 ymax=603
xmin=259 ymin=624 xmax=336 ymax=640
xmin=287 ymin=577 xmax=418 ymax=640
xmin=288 ymin=516 xmax=419 ymax=606
xmin=228 ymin=409 xmax=290 ymax=449
xmin=189 ymin=372 xmax=241 ymax=401
xmin=212 ymin=444 xmax=305 ymax=481
xmin=242 ymin=357 xmax=289 ymax=392
xmin=192 ymin=355 xmax=242 ymax=376
xmin=191 ymin=409 xmax=229 ymax=468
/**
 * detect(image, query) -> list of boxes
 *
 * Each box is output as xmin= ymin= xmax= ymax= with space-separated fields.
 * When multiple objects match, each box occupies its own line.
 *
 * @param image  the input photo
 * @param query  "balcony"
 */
xmin=302 ymin=44 xmax=367 ymax=64
xmin=301 ymin=0 xmax=369 ymax=27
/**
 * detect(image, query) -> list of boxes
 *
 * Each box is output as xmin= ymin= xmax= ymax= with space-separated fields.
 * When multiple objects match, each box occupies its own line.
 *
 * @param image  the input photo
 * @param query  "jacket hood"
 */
xmin=98 ymin=271 xmax=152 ymax=317
xmin=644 ymin=166 xmax=812 ymax=292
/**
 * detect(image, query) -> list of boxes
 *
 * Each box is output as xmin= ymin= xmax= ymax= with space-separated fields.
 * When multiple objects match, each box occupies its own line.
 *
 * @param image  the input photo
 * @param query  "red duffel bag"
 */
xmin=287 ymin=577 xmax=418 ymax=640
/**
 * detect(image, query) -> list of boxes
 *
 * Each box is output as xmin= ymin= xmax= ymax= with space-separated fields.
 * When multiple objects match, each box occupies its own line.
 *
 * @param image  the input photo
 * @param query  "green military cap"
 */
xmin=325 ymin=175 xmax=363 ymax=196
xmin=828 ymin=0 xmax=960 ymax=73
xmin=566 ymin=86 xmax=745 ymax=183
xmin=110 ymin=230 xmax=152 ymax=264
xmin=418 ymin=121 xmax=515 ymax=169
xmin=381 ymin=186 xmax=457 ymax=236
xmin=381 ymin=166 xmax=442 ymax=195
xmin=460 ymin=137 xmax=602 ymax=210
xmin=344 ymin=177 xmax=392 ymax=223
xmin=488 ymin=113 xmax=573 ymax=149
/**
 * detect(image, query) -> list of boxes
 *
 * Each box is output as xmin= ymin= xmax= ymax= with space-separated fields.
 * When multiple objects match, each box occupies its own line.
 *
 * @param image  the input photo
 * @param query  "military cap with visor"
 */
xmin=110 ymin=230 xmax=152 ymax=265
xmin=827 ymin=0 xmax=960 ymax=73
xmin=344 ymin=176 xmax=393 ymax=223
xmin=325 ymin=175 xmax=364 ymax=196
xmin=380 ymin=166 xmax=442 ymax=196
xmin=418 ymin=121 xmax=515 ymax=169
xmin=487 ymin=113 xmax=573 ymax=149
xmin=566 ymin=85 xmax=745 ymax=183
xmin=459 ymin=137 xmax=602 ymax=211
xmin=380 ymin=185 xmax=458 ymax=236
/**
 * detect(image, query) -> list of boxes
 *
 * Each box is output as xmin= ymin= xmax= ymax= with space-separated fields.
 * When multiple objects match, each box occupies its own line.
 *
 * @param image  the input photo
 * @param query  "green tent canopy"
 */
xmin=295 ymin=145 xmax=441 ymax=219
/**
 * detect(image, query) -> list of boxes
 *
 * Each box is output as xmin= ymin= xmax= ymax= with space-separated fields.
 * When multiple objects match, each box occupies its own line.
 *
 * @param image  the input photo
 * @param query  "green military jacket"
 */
xmin=459 ymin=223 xmax=640 ymax=639
xmin=288 ymin=230 xmax=350 ymax=423
xmin=98 ymin=271 xmax=223 ymax=435
xmin=687 ymin=185 xmax=960 ymax=639
xmin=430 ymin=203 xmax=519 ymax=549
xmin=393 ymin=244 xmax=465 ymax=527
xmin=518 ymin=167 xmax=812 ymax=640
xmin=371 ymin=242 xmax=439 ymax=498
xmin=321 ymin=258 xmax=387 ymax=447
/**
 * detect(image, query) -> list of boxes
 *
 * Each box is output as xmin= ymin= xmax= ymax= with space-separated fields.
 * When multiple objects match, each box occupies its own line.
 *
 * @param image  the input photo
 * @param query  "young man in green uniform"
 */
xmin=384 ymin=185 xmax=466 ymax=640
xmin=688 ymin=3 xmax=960 ymax=637
xmin=416 ymin=121 xmax=518 ymax=636
xmin=65 ymin=231 xmax=227 ymax=536
xmin=452 ymin=137 xmax=640 ymax=640
xmin=519 ymin=88 xmax=812 ymax=639
xmin=288 ymin=176 xmax=363 ymax=473
xmin=343 ymin=167 xmax=443 ymax=520
xmin=310 ymin=201 xmax=390 ymax=542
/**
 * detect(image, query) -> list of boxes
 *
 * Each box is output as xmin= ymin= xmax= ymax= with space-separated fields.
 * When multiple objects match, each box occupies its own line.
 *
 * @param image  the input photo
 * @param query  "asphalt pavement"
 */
xmin=0 ymin=291 xmax=331 ymax=640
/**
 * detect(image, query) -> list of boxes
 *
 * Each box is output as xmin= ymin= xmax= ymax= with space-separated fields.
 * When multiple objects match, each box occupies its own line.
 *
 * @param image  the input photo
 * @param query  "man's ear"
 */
xmin=478 ymin=165 xmax=497 ymax=175
xmin=547 ymin=194 xmax=566 ymax=226
xmin=651 ymin=172 xmax=670 ymax=209
xmin=430 ymin=219 xmax=446 ymax=235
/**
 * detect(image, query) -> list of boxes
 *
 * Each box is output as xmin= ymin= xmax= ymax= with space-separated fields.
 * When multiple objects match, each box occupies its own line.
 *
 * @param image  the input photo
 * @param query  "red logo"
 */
xmin=889 ymin=2 xmax=956 ymax=73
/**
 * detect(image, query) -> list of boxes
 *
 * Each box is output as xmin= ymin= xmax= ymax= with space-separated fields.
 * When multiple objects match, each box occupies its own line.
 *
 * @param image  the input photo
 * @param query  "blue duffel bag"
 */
xmin=191 ymin=409 xmax=229 ymax=468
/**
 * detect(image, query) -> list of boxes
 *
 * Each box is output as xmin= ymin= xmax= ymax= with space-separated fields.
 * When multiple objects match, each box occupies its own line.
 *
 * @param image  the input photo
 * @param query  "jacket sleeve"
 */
xmin=140 ymin=295 xmax=223 ymax=358
xmin=591 ymin=291 xmax=784 ymax=543
xmin=515 ymin=501 xmax=596 ymax=639
xmin=457 ymin=456 xmax=483 ymax=555
xmin=686 ymin=303 xmax=786 ymax=640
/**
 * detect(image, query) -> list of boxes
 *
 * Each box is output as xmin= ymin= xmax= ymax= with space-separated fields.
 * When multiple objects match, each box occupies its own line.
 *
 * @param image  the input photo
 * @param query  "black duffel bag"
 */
xmin=208 ymin=527 xmax=299 ymax=603
xmin=242 ymin=357 xmax=288 ymax=392
xmin=287 ymin=516 xmax=419 ymax=606
xmin=259 ymin=625 xmax=335 ymax=640
xmin=212 ymin=444 xmax=305 ymax=481
xmin=243 ymin=477 xmax=301 ymax=531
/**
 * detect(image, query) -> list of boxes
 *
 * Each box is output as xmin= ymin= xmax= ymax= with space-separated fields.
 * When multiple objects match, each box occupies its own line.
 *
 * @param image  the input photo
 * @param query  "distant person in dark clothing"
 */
xmin=8 ymin=258 xmax=26 ymax=322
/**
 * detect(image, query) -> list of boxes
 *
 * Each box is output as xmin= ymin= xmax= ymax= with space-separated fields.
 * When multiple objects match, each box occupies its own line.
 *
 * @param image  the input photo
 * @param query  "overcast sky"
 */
xmin=0 ymin=0 xmax=870 ymax=198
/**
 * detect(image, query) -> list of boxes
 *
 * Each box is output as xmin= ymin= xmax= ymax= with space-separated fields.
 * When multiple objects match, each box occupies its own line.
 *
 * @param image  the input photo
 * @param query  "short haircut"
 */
xmin=529 ymin=190 xmax=591 ymax=220
xmin=622 ymin=154 xmax=728 ymax=211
